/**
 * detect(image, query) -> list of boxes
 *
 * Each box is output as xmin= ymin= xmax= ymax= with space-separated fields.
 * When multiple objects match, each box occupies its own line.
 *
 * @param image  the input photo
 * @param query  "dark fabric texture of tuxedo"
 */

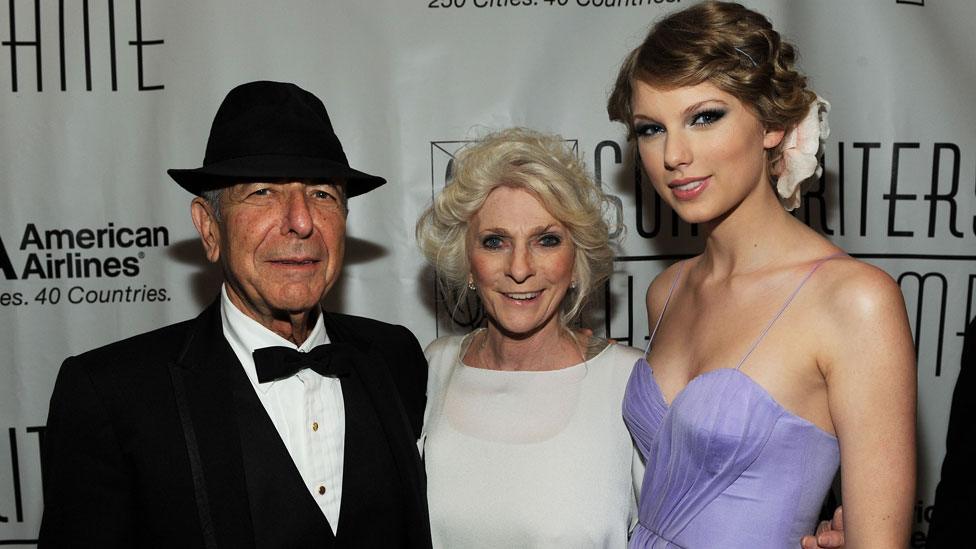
xmin=927 ymin=315 xmax=976 ymax=547
xmin=37 ymin=301 xmax=432 ymax=549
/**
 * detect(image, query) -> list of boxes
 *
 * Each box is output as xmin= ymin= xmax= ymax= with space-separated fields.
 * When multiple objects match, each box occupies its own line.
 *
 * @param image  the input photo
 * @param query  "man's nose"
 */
xmin=507 ymin=245 xmax=534 ymax=284
xmin=282 ymin=190 xmax=314 ymax=237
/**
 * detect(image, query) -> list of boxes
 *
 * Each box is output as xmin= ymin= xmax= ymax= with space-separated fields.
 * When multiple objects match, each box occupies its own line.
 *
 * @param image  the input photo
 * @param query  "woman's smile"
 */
xmin=467 ymin=186 xmax=575 ymax=338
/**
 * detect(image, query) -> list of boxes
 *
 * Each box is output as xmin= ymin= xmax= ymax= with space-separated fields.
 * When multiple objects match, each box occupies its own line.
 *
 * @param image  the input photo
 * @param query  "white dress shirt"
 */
xmin=220 ymin=285 xmax=345 ymax=533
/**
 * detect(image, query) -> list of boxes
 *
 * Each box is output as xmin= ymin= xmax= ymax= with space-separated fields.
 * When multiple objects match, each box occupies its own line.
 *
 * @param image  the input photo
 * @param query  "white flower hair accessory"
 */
xmin=773 ymin=95 xmax=830 ymax=211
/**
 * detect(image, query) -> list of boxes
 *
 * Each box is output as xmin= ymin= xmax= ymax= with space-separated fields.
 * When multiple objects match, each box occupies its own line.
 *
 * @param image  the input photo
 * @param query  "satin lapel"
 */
xmin=334 ymin=356 xmax=377 ymax=533
xmin=175 ymin=301 xmax=335 ymax=548
xmin=229 ymin=364 xmax=335 ymax=547
xmin=169 ymin=301 xmax=255 ymax=549
xmin=322 ymin=313 xmax=431 ymax=546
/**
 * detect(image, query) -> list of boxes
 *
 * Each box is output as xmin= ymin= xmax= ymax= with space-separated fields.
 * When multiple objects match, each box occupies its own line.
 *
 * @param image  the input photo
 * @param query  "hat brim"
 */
xmin=167 ymin=154 xmax=386 ymax=198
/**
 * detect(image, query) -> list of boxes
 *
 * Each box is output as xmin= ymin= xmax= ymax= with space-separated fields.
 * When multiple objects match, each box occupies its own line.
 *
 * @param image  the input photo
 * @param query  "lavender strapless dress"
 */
xmin=624 ymin=257 xmax=841 ymax=548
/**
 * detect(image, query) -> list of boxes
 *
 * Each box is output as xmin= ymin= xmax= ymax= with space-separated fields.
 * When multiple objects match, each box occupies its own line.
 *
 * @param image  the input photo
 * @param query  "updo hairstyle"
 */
xmin=607 ymin=1 xmax=817 ymax=169
xmin=416 ymin=127 xmax=614 ymax=327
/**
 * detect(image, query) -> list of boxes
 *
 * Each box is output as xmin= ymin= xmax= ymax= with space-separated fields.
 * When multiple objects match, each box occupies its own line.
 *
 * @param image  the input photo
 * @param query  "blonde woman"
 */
xmin=416 ymin=128 xmax=642 ymax=547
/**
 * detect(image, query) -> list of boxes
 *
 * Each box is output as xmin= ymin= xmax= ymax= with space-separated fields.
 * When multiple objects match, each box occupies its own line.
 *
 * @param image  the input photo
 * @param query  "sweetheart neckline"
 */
xmin=635 ymin=357 xmax=837 ymax=440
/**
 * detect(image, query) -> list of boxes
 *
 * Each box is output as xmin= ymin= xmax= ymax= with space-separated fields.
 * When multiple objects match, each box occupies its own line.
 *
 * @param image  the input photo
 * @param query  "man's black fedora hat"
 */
xmin=167 ymin=80 xmax=386 ymax=197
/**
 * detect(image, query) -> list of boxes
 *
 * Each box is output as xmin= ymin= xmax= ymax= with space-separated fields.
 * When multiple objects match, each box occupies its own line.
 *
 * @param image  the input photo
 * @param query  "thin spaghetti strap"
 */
xmin=645 ymin=261 xmax=688 ymax=355
xmin=734 ymin=252 xmax=846 ymax=370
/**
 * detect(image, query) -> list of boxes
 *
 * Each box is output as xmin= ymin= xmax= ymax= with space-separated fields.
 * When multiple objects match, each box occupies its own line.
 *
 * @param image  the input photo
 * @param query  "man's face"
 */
xmin=191 ymin=181 xmax=346 ymax=329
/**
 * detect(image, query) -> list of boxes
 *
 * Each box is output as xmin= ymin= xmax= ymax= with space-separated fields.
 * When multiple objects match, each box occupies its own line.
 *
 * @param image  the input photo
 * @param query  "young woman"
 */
xmin=608 ymin=2 xmax=915 ymax=547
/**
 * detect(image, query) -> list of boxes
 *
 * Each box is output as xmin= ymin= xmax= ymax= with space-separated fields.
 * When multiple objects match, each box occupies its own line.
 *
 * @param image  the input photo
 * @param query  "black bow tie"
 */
xmin=252 ymin=343 xmax=353 ymax=384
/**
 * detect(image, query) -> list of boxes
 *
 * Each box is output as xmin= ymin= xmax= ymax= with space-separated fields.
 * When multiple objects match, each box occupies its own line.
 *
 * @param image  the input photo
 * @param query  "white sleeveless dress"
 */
xmin=421 ymin=332 xmax=643 ymax=548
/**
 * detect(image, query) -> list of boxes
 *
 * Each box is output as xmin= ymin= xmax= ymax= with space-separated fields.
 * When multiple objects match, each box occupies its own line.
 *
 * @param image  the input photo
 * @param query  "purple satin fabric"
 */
xmin=624 ymin=359 xmax=839 ymax=548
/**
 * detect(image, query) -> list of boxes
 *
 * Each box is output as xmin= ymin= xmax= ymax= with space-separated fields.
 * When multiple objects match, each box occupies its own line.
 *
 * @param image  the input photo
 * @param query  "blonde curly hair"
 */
xmin=416 ymin=127 xmax=614 ymax=327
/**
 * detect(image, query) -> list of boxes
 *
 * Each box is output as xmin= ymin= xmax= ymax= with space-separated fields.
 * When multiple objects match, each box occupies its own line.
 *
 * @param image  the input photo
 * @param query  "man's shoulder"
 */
xmin=68 ymin=315 xmax=200 ymax=368
xmin=51 ymin=312 xmax=211 ymax=409
xmin=327 ymin=312 xmax=428 ymax=428
xmin=325 ymin=311 xmax=417 ymax=348
xmin=326 ymin=311 xmax=397 ymax=331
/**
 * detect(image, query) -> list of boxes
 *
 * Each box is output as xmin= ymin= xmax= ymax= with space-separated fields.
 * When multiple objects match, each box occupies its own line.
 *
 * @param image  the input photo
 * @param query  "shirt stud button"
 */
xmin=312 ymin=421 xmax=319 ymax=432
xmin=318 ymin=485 xmax=326 ymax=495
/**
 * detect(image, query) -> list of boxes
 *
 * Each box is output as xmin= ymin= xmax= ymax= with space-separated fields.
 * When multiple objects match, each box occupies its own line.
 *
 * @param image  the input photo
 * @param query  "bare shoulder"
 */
xmin=812 ymin=257 xmax=907 ymax=327
xmin=806 ymin=256 xmax=913 ymax=373
xmin=646 ymin=259 xmax=690 ymax=318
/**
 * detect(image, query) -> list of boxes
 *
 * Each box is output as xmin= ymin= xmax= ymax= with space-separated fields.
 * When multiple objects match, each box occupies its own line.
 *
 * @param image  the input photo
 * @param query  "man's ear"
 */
xmin=190 ymin=197 xmax=221 ymax=264
xmin=763 ymin=127 xmax=786 ymax=149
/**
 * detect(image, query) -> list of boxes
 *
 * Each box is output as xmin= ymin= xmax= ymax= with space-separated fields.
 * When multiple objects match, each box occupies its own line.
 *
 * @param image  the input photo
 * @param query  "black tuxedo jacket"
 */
xmin=927 ymin=315 xmax=976 ymax=547
xmin=38 ymin=301 xmax=432 ymax=548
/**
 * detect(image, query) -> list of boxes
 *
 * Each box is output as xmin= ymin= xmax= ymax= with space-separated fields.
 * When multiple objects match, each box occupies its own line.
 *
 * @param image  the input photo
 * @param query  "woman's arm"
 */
xmin=821 ymin=264 xmax=916 ymax=548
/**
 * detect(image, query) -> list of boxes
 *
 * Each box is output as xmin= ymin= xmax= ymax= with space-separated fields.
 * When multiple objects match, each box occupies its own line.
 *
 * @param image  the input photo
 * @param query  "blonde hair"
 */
xmin=416 ymin=127 xmax=614 ymax=326
xmin=607 ymin=1 xmax=817 ymax=171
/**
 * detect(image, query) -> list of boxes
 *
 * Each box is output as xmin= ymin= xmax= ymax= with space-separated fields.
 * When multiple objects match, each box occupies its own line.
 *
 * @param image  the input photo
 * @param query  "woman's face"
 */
xmin=631 ymin=80 xmax=783 ymax=225
xmin=467 ymin=186 xmax=576 ymax=339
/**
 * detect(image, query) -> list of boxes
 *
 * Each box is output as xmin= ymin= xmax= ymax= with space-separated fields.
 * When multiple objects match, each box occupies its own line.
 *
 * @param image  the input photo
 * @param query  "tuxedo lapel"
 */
xmin=354 ymin=347 xmax=430 ymax=523
xmin=171 ymin=302 xmax=333 ymax=549
xmin=229 ymin=365 xmax=335 ymax=547
xmin=322 ymin=313 xmax=431 ymax=547
xmin=335 ymin=353 xmax=403 ymax=537
xmin=169 ymin=302 xmax=256 ymax=549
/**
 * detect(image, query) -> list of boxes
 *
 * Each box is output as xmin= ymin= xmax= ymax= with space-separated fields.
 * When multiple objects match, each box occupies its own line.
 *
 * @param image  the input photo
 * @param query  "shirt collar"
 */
xmin=219 ymin=284 xmax=330 ymax=393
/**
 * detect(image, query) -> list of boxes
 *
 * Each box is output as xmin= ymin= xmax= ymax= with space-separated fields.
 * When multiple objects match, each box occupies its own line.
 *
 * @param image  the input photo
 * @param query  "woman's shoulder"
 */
xmin=423 ymin=334 xmax=468 ymax=366
xmin=808 ymin=255 xmax=906 ymax=323
xmin=801 ymin=255 xmax=912 ymax=373
xmin=599 ymin=341 xmax=645 ymax=362
xmin=646 ymin=258 xmax=693 ymax=315
xmin=591 ymin=342 xmax=643 ymax=397
xmin=588 ymin=340 xmax=643 ymax=382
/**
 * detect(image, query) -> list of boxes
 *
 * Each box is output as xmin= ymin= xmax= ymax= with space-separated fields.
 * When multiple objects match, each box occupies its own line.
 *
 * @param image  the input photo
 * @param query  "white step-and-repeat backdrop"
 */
xmin=1 ymin=0 xmax=971 ymax=545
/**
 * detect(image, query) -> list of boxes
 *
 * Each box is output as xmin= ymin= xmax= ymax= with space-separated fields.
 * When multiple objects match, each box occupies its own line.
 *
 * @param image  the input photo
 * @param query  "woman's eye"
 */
xmin=634 ymin=122 xmax=664 ymax=137
xmin=538 ymin=234 xmax=562 ymax=247
xmin=482 ymin=235 xmax=504 ymax=249
xmin=691 ymin=109 xmax=726 ymax=127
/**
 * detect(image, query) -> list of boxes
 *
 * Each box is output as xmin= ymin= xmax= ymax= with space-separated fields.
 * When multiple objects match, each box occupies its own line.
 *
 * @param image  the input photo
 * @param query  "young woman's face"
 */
xmin=631 ymin=80 xmax=783 ymax=225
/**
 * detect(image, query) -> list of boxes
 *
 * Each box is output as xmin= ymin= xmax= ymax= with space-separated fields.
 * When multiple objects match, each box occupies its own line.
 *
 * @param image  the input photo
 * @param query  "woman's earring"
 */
xmin=570 ymin=280 xmax=577 ymax=290
xmin=468 ymin=280 xmax=477 ymax=291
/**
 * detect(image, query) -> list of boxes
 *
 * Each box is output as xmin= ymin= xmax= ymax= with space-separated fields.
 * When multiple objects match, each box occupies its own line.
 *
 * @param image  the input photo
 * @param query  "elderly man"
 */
xmin=38 ymin=81 xmax=431 ymax=548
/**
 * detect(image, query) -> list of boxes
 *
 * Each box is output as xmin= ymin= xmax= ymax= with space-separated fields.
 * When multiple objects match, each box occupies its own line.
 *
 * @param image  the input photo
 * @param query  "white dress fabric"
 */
xmin=421 ymin=332 xmax=643 ymax=548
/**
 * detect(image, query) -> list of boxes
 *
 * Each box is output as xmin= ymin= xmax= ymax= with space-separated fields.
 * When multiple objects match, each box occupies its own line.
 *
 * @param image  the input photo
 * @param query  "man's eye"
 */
xmin=482 ymin=236 xmax=504 ymax=249
xmin=635 ymin=122 xmax=664 ymax=137
xmin=313 ymin=190 xmax=336 ymax=200
xmin=539 ymin=234 xmax=562 ymax=247
xmin=249 ymin=188 xmax=271 ymax=197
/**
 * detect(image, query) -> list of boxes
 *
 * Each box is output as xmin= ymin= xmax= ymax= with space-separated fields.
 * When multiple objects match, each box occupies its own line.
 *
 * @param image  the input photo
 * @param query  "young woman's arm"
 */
xmin=821 ymin=263 xmax=916 ymax=548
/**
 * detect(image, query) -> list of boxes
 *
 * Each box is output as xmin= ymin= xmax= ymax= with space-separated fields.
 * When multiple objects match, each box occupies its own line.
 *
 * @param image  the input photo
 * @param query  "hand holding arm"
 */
xmin=800 ymin=506 xmax=845 ymax=549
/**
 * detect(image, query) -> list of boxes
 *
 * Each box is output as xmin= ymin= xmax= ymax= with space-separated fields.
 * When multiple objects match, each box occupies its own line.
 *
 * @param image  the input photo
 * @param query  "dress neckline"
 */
xmin=456 ymin=328 xmax=613 ymax=375
xmin=637 ymin=252 xmax=844 ymax=437
xmin=635 ymin=356 xmax=837 ymax=440
xmin=645 ymin=253 xmax=846 ymax=365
